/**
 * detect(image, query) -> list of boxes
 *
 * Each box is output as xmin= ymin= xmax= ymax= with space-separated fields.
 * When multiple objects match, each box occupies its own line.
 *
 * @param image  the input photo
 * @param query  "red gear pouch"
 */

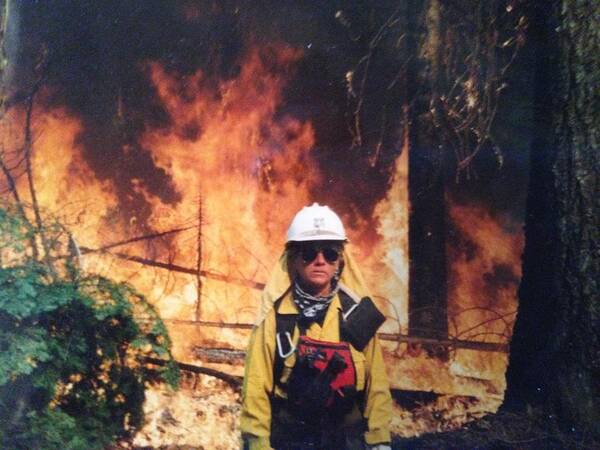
xmin=296 ymin=336 xmax=356 ymax=394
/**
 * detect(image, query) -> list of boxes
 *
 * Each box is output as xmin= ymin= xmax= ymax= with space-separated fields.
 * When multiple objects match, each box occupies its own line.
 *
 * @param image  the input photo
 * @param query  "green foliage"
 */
xmin=0 ymin=206 xmax=179 ymax=449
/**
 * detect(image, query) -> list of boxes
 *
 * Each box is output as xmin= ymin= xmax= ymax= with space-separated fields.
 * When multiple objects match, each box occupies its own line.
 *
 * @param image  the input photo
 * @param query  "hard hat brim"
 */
xmin=287 ymin=236 xmax=348 ymax=242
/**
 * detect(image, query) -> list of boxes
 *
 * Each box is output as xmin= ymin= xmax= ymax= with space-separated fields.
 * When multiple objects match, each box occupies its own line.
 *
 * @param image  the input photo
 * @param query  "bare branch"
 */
xmin=195 ymin=194 xmax=203 ymax=320
xmin=85 ymin=248 xmax=267 ymax=290
xmin=79 ymin=225 xmax=195 ymax=254
xmin=0 ymin=154 xmax=27 ymax=220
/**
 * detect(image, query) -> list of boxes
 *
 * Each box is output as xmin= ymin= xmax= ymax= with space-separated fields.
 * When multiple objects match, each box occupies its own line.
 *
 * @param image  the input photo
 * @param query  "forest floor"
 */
xmin=122 ymin=409 xmax=600 ymax=450
xmin=113 ymin=377 xmax=600 ymax=450
xmin=391 ymin=409 xmax=600 ymax=450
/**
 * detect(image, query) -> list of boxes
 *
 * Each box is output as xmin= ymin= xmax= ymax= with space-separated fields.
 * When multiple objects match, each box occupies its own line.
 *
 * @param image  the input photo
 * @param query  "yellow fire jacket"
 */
xmin=240 ymin=249 xmax=392 ymax=450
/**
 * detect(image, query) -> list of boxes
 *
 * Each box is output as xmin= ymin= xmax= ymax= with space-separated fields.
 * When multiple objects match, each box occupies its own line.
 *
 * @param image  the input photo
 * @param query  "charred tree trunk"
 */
xmin=408 ymin=0 xmax=448 ymax=342
xmin=504 ymin=0 xmax=600 ymax=433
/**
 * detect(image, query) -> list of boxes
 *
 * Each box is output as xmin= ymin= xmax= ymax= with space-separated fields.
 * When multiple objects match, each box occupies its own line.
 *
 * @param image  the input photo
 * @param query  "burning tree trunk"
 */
xmin=504 ymin=0 xmax=600 ymax=433
xmin=408 ymin=0 xmax=448 ymax=342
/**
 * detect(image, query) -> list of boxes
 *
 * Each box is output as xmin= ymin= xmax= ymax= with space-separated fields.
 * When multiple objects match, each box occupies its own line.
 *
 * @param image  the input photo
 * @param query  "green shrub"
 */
xmin=0 ymin=206 xmax=178 ymax=449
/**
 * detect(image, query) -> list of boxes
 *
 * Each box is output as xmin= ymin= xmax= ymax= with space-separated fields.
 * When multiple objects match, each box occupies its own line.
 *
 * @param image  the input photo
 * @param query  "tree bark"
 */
xmin=504 ymin=0 xmax=600 ymax=432
xmin=408 ymin=0 xmax=449 ymax=342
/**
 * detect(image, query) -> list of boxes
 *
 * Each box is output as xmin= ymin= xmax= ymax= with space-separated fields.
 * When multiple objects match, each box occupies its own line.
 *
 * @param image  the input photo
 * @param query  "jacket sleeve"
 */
xmin=362 ymin=334 xmax=392 ymax=445
xmin=240 ymin=312 xmax=276 ymax=450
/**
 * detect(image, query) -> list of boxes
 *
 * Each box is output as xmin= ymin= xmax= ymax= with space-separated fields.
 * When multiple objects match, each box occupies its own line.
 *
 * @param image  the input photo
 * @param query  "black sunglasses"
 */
xmin=297 ymin=245 xmax=341 ymax=264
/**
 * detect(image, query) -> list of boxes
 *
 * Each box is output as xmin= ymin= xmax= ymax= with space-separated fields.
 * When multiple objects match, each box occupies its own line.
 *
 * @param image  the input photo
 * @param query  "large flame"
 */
xmin=140 ymin=46 xmax=319 ymax=324
xmin=3 ymin=43 xmax=409 ymax=356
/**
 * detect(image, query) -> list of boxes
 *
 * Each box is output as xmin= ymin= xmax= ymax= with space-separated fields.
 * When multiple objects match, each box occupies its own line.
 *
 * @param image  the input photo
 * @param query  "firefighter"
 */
xmin=241 ymin=203 xmax=392 ymax=450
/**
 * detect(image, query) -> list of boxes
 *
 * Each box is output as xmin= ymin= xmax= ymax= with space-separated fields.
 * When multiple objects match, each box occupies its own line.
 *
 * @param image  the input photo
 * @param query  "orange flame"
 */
xmin=446 ymin=202 xmax=523 ymax=382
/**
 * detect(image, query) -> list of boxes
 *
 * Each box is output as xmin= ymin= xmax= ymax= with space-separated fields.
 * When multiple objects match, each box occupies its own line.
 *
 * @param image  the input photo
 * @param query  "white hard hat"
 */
xmin=286 ymin=203 xmax=347 ymax=242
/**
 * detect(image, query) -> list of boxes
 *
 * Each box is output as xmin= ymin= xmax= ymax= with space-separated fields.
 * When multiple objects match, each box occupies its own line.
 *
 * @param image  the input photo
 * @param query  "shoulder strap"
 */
xmin=337 ymin=289 xmax=357 ymax=343
xmin=338 ymin=289 xmax=357 ymax=314
xmin=273 ymin=297 xmax=298 ymax=389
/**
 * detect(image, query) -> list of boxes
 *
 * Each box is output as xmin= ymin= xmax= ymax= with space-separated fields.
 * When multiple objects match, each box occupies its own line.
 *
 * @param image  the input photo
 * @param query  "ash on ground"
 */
xmin=132 ymin=373 xmax=241 ymax=450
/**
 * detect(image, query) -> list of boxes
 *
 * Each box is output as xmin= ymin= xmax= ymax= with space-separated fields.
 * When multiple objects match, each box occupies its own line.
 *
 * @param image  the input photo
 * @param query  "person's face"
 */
xmin=292 ymin=241 xmax=342 ymax=296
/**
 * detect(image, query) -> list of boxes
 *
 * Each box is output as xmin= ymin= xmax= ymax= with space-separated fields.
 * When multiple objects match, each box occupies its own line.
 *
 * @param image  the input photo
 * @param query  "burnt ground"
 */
xmin=121 ymin=411 xmax=600 ymax=450
xmin=109 ymin=377 xmax=600 ymax=450
xmin=391 ymin=410 xmax=600 ymax=450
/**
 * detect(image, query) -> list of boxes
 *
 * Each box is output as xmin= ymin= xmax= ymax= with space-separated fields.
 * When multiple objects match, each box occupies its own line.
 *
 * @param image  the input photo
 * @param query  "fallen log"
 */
xmin=141 ymin=356 xmax=243 ymax=392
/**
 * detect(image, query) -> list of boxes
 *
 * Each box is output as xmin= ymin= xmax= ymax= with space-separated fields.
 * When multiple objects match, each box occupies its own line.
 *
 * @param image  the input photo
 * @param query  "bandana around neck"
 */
xmin=292 ymin=278 xmax=340 ymax=323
